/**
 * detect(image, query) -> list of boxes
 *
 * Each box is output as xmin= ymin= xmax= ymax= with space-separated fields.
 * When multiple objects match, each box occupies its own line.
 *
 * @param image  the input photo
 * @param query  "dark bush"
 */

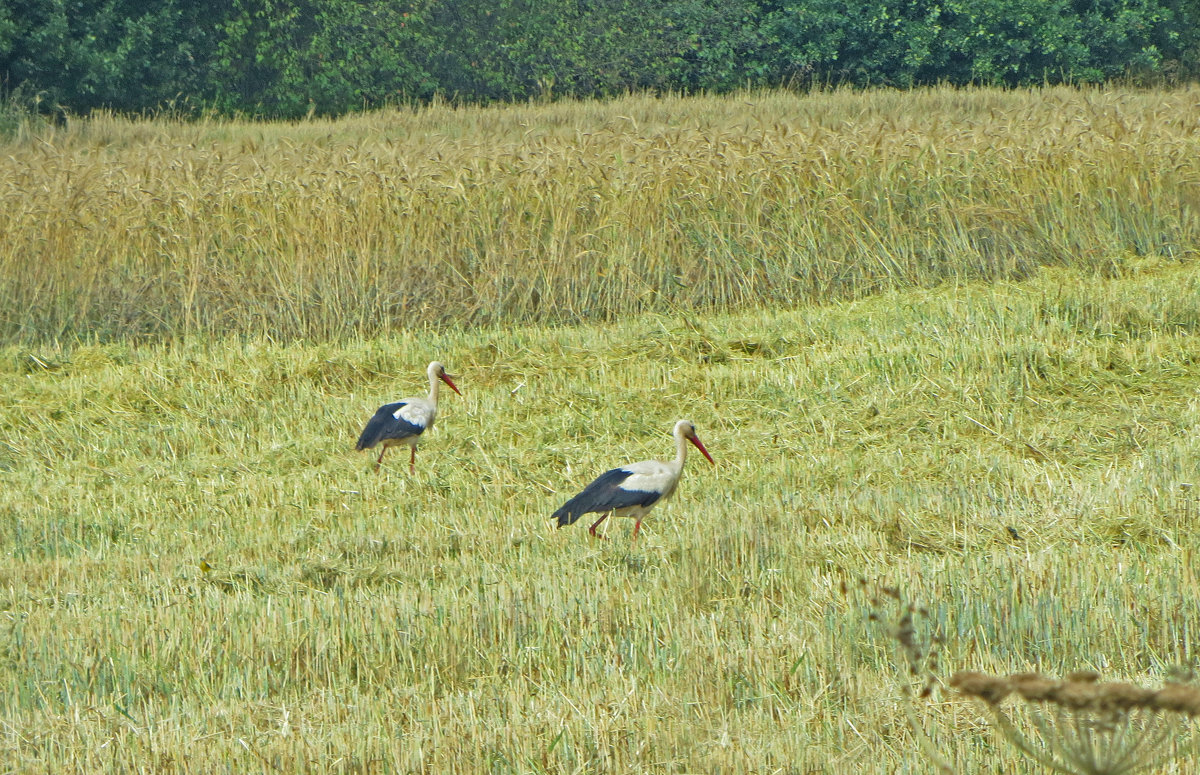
xmin=1 ymin=0 xmax=1197 ymax=118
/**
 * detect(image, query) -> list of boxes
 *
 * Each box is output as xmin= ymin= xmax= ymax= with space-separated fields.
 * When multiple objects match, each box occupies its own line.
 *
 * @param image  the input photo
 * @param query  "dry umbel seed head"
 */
xmin=948 ymin=671 xmax=1013 ymax=705
xmin=1095 ymin=682 xmax=1158 ymax=714
xmin=951 ymin=670 xmax=1200 ymax=718
xmin=1009 ymin=673 xmax=1062 ymax=703
xmin=1051 ymin=679 xmax=1105 ymax=712
xmin=953 ymin=669 xmax=1200 ymax=774
xmin=1151 ymin=683 xmax=1200 ymax=716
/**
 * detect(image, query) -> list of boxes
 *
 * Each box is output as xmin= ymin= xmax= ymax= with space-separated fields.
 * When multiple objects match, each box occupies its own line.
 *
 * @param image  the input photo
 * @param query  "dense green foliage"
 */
xmin=2 ymin=0 xmax=1198 ymax=117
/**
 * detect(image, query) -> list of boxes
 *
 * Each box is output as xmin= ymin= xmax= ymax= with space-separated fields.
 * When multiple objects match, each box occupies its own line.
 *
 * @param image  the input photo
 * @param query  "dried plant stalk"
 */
xmin=951 ymin=671 xmax=1200 ymax=774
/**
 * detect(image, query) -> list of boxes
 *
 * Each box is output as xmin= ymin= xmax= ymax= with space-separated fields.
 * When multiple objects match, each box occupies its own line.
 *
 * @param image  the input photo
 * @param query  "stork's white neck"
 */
xmin=671 ymin=424 xmax=690 ymax=473
xmin=426 ymin=367 xmax=441 ymax=405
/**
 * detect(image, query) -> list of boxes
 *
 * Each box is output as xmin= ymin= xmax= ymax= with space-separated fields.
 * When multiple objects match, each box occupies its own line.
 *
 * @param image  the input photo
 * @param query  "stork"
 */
xmin=356 ymin=361 xmax=461 ymax=473
xmin=552 ymin=419 xmax=714 ymax=541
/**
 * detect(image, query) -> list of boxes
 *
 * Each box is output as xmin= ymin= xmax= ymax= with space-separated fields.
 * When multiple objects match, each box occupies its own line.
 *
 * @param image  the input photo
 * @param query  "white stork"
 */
xmin=356 ymin=361 xmax=461 ymax=473
xmin=552 ymin=419 xmax=714 ymax=541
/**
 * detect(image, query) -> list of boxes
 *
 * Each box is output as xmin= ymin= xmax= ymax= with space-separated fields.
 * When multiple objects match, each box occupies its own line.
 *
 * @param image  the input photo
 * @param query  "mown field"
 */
xmin=1 ymin=88 xmax=1200 ymax=773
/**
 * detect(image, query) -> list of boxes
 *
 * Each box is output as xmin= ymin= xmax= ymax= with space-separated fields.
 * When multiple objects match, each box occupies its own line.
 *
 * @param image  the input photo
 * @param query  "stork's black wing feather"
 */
xmin=355 ymin=402 xmax=424 ymax=450
xmin=552 ymin=467 xmax=663 ymax=527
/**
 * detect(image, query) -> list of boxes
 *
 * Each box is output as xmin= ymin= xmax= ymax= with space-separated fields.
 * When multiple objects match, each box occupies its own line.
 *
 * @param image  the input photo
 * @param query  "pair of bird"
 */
xmin=355 ymin=361 xmax=715 ymax=540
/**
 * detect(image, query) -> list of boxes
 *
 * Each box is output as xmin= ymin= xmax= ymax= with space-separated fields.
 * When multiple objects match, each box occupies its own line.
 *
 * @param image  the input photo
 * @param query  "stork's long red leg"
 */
xmin=632 ymin=519 xmax=643 ymax=541
xmin=409 ymin=446 xmax=416 ymax=475
xmin=374 ymin=446 xmax=387 ymax=471
xmin=588 ymin=513 xmax=610 ymax=539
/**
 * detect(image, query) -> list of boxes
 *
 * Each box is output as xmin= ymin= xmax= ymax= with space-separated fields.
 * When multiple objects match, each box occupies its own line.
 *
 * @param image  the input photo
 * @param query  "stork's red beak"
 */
xmin=690 ymin=435 xmax=715 ymax=465
xmin=440 ymin=373 xmax=462 ymax=396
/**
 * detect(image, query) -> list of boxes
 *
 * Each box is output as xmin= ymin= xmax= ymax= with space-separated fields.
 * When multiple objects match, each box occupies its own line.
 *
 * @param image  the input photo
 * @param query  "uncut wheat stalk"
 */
xmin=951 ymin=670 xmax=1200 ymax=775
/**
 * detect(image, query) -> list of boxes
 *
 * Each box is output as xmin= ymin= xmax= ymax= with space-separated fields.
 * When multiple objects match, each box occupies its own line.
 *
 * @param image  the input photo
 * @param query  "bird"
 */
xmin=552 ymin=419 xmax=714 ymax=541
xmin=356 ymin=361 xmax=461 ymax=473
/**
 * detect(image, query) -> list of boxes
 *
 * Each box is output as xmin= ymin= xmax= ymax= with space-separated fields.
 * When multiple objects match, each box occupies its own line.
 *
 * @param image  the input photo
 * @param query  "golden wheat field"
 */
xmin=2 ymin=86 xmax=1199 ymax=343
xmin=1 ymin=87 xmax=1200 ymax=773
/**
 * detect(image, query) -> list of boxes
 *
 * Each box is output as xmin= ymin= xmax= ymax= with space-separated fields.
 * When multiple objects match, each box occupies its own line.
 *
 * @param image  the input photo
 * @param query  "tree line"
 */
xmin=2 ymin=0 xmax=1198 ymax=118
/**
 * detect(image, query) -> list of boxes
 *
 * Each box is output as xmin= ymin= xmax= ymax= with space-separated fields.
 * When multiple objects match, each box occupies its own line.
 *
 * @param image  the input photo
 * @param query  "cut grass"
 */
xmin=2 ymin=257 xmax=1199 ymax=771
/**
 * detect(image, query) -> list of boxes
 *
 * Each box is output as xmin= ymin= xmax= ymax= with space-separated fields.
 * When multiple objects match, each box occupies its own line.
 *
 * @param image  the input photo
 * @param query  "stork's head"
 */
xmin=429 ymin=361 xmax=462 ymax=396
xmin=676 ymin=419 xmax=715 ymax=465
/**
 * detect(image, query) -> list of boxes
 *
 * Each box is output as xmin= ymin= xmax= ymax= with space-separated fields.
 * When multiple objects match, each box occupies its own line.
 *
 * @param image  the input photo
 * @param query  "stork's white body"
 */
xmin=356 ymin=361 xmax=460 ymax=473
xmin=553 ymin=420 xmax=714 ymax=540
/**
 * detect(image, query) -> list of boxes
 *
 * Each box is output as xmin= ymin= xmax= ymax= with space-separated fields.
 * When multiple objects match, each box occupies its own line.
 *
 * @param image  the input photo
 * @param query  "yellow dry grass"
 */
xmin=1 ymin=86 xmax=1198 ymax=342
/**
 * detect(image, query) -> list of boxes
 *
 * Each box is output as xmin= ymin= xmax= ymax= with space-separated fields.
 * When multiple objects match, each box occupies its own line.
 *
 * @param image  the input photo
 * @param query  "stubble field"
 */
xmin=1 ymin=87 xmax=1200 ymax=773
